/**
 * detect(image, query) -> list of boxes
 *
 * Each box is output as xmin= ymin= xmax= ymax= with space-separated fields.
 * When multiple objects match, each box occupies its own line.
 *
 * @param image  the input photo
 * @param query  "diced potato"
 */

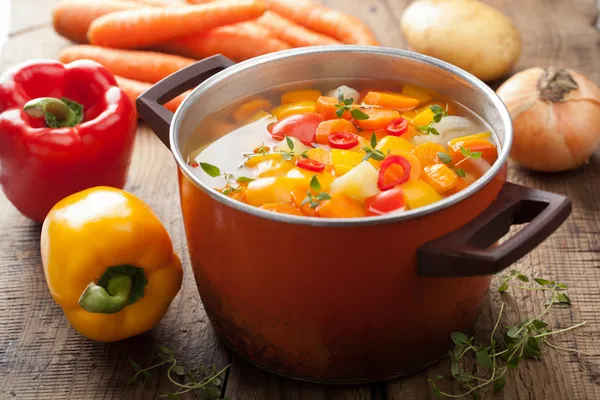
xmin=256 ymin=160 xmax=295 ymax=177
xmin=331 ymin=149 xmax=364 ymax=176
xmin=375 ymin=136 xmax=415 ymax=155
xmin=246 ymin=177 xmax=306 ymax=207
xmin=330 ymin=161 xmax=380 ymax=203
xmin=286 ymin=168 xmax=335 ymax=190
xmin=399 ymin=179 xmax=443 ymax=209
xmin=325 ymin=85 xmax=360 ymax=103
xmin=401 ymin=85 xmax=436 ymax=104
xmin=273 ymin=137 xmax=313 ymax=154
xmin=281 ymin=90 xmax=322 ymax=104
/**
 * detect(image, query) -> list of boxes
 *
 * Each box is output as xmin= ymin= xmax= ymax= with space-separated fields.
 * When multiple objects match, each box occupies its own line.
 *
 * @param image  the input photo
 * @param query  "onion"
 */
xmin=497 ymin=67 xmax=600 ymax=172
xmin=326 ymin=85 xmax=360 ymax=103
xmin=412 ymin=116 xmax=480 ymax=146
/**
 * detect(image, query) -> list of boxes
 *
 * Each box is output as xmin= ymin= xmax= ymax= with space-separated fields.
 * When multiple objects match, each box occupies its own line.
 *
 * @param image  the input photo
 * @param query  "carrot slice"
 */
xmin=52 ymin=0 xmax=142 ymax=43
xmin=353 ymin=108 xmax=401 ymax=131
xmin=450 ymin=138 xmax=498 ymax=165
xmin=88 ymin=0 xmax=266 ymax=49
xmin=256 ymin=11 xmax=341 ymax=47
xmin=362 ymin=91 xmax=420 ymax=111
xmin=166 ymin=22 xmax=291 ymax=62
xmin=315 ymin=119 xmax=358 ymax=144
xmin=59 ymin=45 xmax=196 ymax=84
xmin=315 ymin=96 xmax=353 ymax=121
xmin=115 ymin=76 xmax=189 ymax=113
xmin=316 ymin=194 xmax=365 ymax=218
xmin=266 ymin=0 xmax=379 ymax=45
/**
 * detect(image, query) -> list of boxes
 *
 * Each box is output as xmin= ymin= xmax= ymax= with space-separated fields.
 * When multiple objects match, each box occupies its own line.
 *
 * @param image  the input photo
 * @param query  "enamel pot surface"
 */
xmin=137 ymin=47 xmax=571 ymax=383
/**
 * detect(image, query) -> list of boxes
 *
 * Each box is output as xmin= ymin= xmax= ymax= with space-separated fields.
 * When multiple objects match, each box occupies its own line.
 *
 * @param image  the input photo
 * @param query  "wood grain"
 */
xmin=1 ymin=0 xmax=600 ymax=399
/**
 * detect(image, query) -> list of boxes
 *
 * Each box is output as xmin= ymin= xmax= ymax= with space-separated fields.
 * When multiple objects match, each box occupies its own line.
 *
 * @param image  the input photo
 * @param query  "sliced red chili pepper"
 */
xmin=328 ymin=131 xmax=359 ymax=149
xmin=296 ymin=157 xmax=326 ymax=173
xmin=386 ymin=118 xmax=408 ymax=136
xmin=377 ymin=155 xmax=411 ymax=190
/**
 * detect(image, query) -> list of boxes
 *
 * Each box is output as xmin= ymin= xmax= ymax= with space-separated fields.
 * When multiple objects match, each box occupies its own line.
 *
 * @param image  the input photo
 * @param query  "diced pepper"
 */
xmin=399 ymin=179 xmax=443 ymax=209
xmin=422 ymin=163 xmax=458 ymax=194
xmin=233 ymin=98 xmax=273 ymax=124
xmin=447 ymin=132 xmax=492 ymax=147
xmin=316 ymin=193 xmax=365 ymax=218
xmin=271 ymin=101 xmax=316 ymax=120
xmin=256 ymin=159 xmax=295 ymax=177
xmin=354 ymin=108 xmax=401 ymax=130
xmin=245 ymin=177 xmax=306 ymax=207
xmin=412 ymin=106 xmax=436 ymax=127
xmin=362 ymin=91 xmax=420 ymax=110
xmin=281 ymin=89 xmax=322 ymax=104
xmin=375 ymin=135 xmax=415 ymax=155
xmin=330 ymin=161 xmax=380 ymax=202
xmin=401 ymin=85 xmax=436 ymax=104
xmin=315 ymin=118 xmax=358 ymax=144
xmin=449 ymin=138 xmax=498 ymax=165
xmin=243 ymin=110 xmax=273 ymax=125
xmin=331 ymin=149 xmax=364 ymax=176
xmin=316 ymin=96 xmax=352 ymax=120
xmin=245 ymin=153 xmax=282 ymax=168
xmin=259 ymin=203 xmax=304 ymax=216
xmin=286 ymin=168 xmax=335 ymax=190
xmin=306 ymin=147 xmax=332 ymax=165
xmin=411 ymin=142 xmax=447 ymax=167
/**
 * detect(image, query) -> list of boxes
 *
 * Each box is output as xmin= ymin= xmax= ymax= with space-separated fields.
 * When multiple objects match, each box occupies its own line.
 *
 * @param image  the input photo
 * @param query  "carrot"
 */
xmin=88 ymin=0 xmax=267 ymax=49
xmin=266 ymin=0 xmax=379 ymax=45
xmin=126 ymin=0 xmax=179 ymax=6
xmin=166 ymin=22 xmax=291 ymax=62
xmin=362 ymin=91 xmax=421 ymax=111
xmin=59 ymin=45 xmax=196 ymax=84
xmin=354 ymin=107 xmax=401 ymax=130
xmin=52 ymin=0 xmax=142 ymax=43
xmin=115 ymin=76 xmax=189 ymax=113
xmin=256 ymin=11 xmax=340 ymax=47
xmin=315 ymin=96 xmax=353 ymax=120
xmin=184 ymin=0 xmax=215 ymax=3
xmin=315 ymin=119 xmax=357 ymax=144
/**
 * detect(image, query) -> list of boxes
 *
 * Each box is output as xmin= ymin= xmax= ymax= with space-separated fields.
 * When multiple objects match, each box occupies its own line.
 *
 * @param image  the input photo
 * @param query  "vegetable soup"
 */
xmin=186 ymin=80 xmax=499 ymax=218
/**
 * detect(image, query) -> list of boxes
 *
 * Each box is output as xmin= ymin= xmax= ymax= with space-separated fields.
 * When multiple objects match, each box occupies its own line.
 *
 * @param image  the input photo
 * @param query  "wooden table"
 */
xmin=1 ymin=0 xmax=599 ymax=398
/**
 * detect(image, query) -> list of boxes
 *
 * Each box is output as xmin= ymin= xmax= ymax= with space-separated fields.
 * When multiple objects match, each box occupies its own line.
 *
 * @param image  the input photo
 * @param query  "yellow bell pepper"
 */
xmin=399 ymin=179 xmax=443 ymax=209
xmin=423 ymin=163 xmax=458 ymax=194
xmin=232 ymin=98 xmax=273 ymax=124
xmin=245 ymin=177 xmax=306 ymax=206
xmin=447 ymin=132 xmax=492 ymax=147
xmin=271 ymin=101 xmax=316 ymax=120
xmin=331 ymin=149 xmax=364 ymax=176
xmin=412 ymin=107 xmax=436 ymax=127
xmin=375 ymin=136 xmax=415 ymax=155
xmin=40 ymin=187 xmax=183 ymax=342
xmin=256 ymin=159 xmax=295 ymax=177
xmin=281 ymin=89 xmax=322 ymax=104
xmin=401 ymin=85 xmax=436 ymax=104
xmin=286 ymin=168 xmax=335 ymax=190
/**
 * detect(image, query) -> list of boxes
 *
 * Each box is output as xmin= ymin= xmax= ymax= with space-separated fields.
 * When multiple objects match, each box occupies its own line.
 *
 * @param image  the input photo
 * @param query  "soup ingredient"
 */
xmin=281 ymin=89 xmax=322 ymax=104
xmin=331 ymin=149 xmax=364 ymax=176
xmin=365 ymin=187 xmax=405 ymax=216
xmin=297 ymin=157 xmax=326 ymax=173
xmin=270 ymin=113 xmax=322 ymax=144
xmin=246 ymin=177 xmax=304 ymax=206
xmin=330 ymin=161 xmax=380 ymax=202
xmin=401 ymin=85 xmax=435 ymax=104
xmin=40 ymin=187 xmax=183 ymax=342
xmin=450 ymin=139 xmax=496 ymax=165
xmin=266 ymin=0 xmax=380 ymax=45
xmin=52 ymin=0 xmax=141 ymax=43
xmin=166 ymin=21 xmax=292 ymax=62
xmin=59 ymin=45 xmax=196 ymax=84
xmin=399 ymin=179 xmax=443 ymax=209
xmin=377 ymin=155 xmax=411 ymax=190
xmin=401 ymin=0 xmax=522 ymax=81
xmin=354 ymin=107 xmax=401 ymax=130
xmin=416 ymin=104 xmax=448 ymax=135
xmin=129 ymin=346 xmax=229 ymax=398
xmin=335 ymin=94 xmax=370 ymax=120
xmin=328 ymin=132 xmax=359 ymax=150
xmin=411 ymin=142 xmax=447 ymax=167
xmin=271 ymin=100 xmax=317 ymax=120
xmin=386 ymin=118 xmax=409 ymax=136
xmin=430 ymin=271 xmax=588 ymax=398
xmin=316 ymin=193 xmax=365 ymax=218
xmin=260 ymin=202 xmax=304 ymax=215
xmin=363 ymin=91 xmax=420 ymax=110
xmin=257 ymin=11 xmax=341 ymax=47
xmin=233 ymin=98 xmax=273 ymax=124
xmin=88 ymin=0 xmax=266 ymax=48
xmin=115 ymin=76 xmax=188 ymax=112
xmin=422 ymin=163 xmax=458 ymax=194
xmin=315 ymin=118 xmax=358 ymax=144
xmin=326 ymin=86 xmax=361 ymax=103
xmin=300 ymin=176 xmax=332 ymax=209
xmin=497 ymin=67 xmax=600 ymax=172
xmin=375 ymin=135 xmax=415 ymax=155
xmin=0 ymin=60 xmax=137 ymax=222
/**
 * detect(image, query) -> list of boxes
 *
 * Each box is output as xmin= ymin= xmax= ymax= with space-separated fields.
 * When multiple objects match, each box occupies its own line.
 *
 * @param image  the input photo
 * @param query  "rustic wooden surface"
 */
xmin=0 ymin=0 xmax=599 ymax=399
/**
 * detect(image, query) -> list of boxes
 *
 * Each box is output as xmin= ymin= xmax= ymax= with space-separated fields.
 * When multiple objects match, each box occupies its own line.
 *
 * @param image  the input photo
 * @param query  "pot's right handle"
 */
xmin=418 ymin=182 xmax=571 ymax=277
xmin=136 ymin=55 xmax=235 ymax=150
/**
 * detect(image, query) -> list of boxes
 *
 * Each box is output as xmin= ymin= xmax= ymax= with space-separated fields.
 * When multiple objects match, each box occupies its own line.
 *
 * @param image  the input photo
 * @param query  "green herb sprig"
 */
xmin=459 ymin=146 xmax=482 ymax=160
xmin=199 ymin=162 xmax=254 ymax=195
xmin=429 ymin=270 xmax=589 ymax=398
xmin=301 ymin=176 xmax=331 ymax=209
xmin=362 ymin=132 xmax=386 ymax=162
xmin=128 ymin=345 xmax=230 ymax=399
xmin=418 ymin=104 xmax=448 ymax=135
xmin=242 ymin=136 xmax=307 ymax=162
xmin=437 ymin=151 xmax=466 ymax=178
xmin=335 ymin=91 xmax=369 ymax=120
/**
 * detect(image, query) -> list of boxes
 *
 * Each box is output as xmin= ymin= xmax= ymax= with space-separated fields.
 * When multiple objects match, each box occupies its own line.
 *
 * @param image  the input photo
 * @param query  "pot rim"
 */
xmin=171 ymin=45 xmax=512 ymax=227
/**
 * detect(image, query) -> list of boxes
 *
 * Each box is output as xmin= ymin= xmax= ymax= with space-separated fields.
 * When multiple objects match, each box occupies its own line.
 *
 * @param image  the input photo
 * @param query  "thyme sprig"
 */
xmin=437 ymin=151 xmax=466 ymax=178
xmin=199 ymin=162 xmax=254 ymax=195
xmin=362 ymin=132 xmax=386 ymax=162
xmin=335 ymin=91 xmax=369 ymax=120
xmin=128 ymin=345 xmax=230 ymax=399
xmin=242 ymin=136 xmax=307 ymax=162
xmin=429 ymin=270 xmax=589 ymax=398
xmin=301 ymin=176 xmax=331 ymax=208
xmin=418 ymin=104 xmax=448 ymax=135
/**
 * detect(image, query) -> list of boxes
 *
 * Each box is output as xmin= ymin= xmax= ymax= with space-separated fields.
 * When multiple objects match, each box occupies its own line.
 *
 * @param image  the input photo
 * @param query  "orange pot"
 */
xmin=137 ymin=48 xmax=571 ymax=383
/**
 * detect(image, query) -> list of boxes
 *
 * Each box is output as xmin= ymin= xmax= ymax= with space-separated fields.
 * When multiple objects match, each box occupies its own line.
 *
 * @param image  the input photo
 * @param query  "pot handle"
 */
xmin=136 ymin=55 xmax=235 ymax=150
xmin=417 ymin=182 xmax=571 ymax=277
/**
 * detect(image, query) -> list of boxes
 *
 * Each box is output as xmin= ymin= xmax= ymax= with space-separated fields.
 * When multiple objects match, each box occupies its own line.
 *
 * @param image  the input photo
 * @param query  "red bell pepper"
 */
xmin=0 ymin=60 xmax=137 ymax=222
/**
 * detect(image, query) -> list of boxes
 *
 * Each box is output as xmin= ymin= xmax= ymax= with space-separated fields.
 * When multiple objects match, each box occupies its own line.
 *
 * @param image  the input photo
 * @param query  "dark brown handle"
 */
xmin=136 ymin=55 xmax=235 ymax=150
xmin=418 ymin=182 xmax=571 ymax=277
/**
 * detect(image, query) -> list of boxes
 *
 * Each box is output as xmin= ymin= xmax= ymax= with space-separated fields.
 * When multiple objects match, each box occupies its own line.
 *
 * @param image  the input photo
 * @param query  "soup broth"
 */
xmin=185 ymin=79 xmax=499 ymax=218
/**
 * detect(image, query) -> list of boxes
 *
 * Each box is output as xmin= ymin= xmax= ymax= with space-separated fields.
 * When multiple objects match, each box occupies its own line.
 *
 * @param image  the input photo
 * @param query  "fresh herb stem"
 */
xmin=418 ymin=104 xmax=448 ymax=135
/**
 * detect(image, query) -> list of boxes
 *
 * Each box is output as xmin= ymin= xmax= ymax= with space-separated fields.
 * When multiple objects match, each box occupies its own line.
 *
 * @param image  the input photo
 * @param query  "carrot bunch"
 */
xmin=51 ymin=0 xmax=379 ymax=112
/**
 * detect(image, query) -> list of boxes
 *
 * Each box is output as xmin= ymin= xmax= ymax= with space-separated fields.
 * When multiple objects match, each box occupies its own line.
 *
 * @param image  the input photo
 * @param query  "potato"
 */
xmin=400 ymin=0 xmax=522 ymax=81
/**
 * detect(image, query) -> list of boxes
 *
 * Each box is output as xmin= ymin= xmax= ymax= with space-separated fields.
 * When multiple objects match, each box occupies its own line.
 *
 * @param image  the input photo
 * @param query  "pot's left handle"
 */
xmin=136 ymin=55 xmax=235 ymax=150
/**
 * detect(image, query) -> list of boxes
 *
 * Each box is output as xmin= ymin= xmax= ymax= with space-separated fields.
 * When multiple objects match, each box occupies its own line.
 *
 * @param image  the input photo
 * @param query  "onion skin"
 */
xmin=497 ymin=67 xmax=600 ymax=172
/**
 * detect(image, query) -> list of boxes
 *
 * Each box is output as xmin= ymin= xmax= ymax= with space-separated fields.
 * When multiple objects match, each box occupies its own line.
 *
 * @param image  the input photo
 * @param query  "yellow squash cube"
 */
xmin=399 ymin=179 xmax=443 ymax=209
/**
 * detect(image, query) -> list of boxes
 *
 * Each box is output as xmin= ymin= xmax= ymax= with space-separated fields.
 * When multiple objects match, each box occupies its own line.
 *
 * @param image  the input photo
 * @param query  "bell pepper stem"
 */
xmin=23 ymin=97 xmax=84 ymax=128
xmin=79 ymin=274 xmax=133 ymax=314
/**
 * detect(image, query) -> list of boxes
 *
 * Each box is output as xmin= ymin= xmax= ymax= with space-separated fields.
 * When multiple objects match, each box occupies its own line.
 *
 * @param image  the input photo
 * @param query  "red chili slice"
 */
xmin=377 ymin=155 xmax=411 ymax=190
xmin=328 ymin=131 xmax=359 ymax=149
xmin=296 ymin=157 xmax=326 ymax=173
xmin=386 ymin=118 xmax=408 ymax=136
